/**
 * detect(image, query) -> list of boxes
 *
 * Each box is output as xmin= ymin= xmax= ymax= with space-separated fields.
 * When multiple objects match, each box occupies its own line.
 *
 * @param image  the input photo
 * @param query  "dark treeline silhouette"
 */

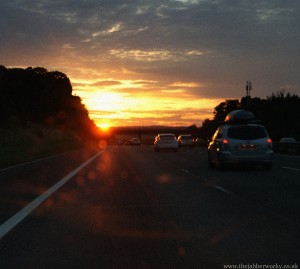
xmin=200 ymin=91 xmax=300 ymax=141
xmin=0 ymin=65 xmax=98 ymax=139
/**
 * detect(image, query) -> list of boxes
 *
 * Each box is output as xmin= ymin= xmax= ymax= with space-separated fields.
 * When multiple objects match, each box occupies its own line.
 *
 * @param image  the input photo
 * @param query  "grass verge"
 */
xmin=0 ymin=124 xmax=83 ymax=168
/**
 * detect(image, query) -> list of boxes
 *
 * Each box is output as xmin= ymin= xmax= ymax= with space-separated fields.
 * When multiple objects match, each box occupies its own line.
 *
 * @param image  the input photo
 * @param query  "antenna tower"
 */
xmin=246 ymin=81 xmax=252 ymax=98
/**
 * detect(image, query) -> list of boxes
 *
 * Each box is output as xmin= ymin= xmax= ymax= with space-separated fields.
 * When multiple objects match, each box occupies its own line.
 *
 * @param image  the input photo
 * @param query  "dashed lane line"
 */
xmin=214 ymin=185 xmax=231 ymax=194
xmin=181 ymin=168 xmax=194 ymax=175
xmin=281 ymin=166 xmax=300 ymax=172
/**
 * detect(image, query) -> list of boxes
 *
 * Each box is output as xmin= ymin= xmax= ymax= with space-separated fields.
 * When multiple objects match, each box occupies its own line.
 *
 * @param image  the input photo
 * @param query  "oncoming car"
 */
xmin=154 ymin=133 xmax=179 ymax=152
xmin=208 ymin=110 xmax=273 ymax=170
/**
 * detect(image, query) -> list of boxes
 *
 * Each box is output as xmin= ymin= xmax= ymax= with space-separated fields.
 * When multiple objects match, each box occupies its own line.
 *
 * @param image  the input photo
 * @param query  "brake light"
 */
xmin=222 ymin=139 xmax=229 ymax=145
xmin=267 ymin=138 xmax=272 ymax=149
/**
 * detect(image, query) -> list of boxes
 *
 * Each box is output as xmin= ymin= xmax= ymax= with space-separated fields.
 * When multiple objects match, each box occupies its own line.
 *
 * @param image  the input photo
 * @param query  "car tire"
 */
xmin=207 ymin=152 xmax=214 ymax=168
xmin=217 ymin=155 xmax=227 ymax=171
xmin=208 ymin=160 xmax=214 ymax=168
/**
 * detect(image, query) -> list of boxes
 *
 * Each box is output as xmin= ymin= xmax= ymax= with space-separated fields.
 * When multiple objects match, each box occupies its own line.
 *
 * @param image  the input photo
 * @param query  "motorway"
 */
xmin=0 ymin=145 xmax=299 ymax=268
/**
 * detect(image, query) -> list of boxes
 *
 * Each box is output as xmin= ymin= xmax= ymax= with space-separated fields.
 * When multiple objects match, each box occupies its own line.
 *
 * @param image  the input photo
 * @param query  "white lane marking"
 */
xmin=281 ymin=166 xmax=300 ymax=172
xmin=214 ymin=184 xmax=298 ymax=226
xmin=181 ymin=168 xmax=194 ymax=176
xmin=155 ymin=156 xmax=195 ymax=175
xmin=214 ymin=185 xmax=231 ymax=194
xmin=0 ymin=149 xmax=105 ymax=240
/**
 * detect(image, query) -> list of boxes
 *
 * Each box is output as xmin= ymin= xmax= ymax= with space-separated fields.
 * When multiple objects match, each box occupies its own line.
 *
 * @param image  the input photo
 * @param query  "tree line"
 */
xmin=200 ymin=91 xmax=300 ymax=141
xmin=0 ymin=66 xmax=98 ymax=139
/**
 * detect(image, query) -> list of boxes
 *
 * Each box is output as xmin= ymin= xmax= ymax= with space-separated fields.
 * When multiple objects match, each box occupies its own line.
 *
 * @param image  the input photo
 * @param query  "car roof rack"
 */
xmin=220 ymin=110 xmax=262 ymax=125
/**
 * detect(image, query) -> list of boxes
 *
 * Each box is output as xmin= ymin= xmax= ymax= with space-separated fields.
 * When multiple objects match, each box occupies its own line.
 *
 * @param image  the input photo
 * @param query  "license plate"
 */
xmin=240 ymin=144 xmax=256 ymax=150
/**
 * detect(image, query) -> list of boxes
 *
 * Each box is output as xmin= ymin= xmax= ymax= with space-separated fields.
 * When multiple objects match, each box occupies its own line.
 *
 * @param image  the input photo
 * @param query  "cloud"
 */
xmin=91 ymin=80 xmax=122 ymax=87
xmin=1 ymin=0 xmax=300 ymax=126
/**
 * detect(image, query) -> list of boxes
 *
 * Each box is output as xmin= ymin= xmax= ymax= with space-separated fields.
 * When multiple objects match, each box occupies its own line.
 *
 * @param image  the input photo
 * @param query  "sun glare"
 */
xmin=98 ymin=123 xmax=111 ymax=132
xmin=72 ymin=77 xmax=221 ymax=127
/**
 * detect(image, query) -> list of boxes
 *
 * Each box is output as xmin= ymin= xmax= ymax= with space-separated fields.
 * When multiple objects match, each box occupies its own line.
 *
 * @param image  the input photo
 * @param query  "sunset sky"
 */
xmin=1 ymin=0 xmax=300 ymax=127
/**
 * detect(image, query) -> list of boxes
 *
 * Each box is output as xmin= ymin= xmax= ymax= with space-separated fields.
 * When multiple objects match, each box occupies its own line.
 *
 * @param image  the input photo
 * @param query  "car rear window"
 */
xmin=160 ymin=135 xmax=175 ymax=140
xmin=227 ymin=126 xmax=267 ymax=140
xmin=181 ymin=136 xmax=193 ymax=139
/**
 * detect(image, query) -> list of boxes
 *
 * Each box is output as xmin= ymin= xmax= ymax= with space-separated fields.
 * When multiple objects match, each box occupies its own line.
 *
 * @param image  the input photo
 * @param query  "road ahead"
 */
xmin=0 ymin=146 xmax=299 ymax=268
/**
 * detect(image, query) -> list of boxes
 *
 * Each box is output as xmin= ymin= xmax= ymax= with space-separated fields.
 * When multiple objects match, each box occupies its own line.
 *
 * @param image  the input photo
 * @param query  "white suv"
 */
xmin=208 ymin=110 xmax=273 ymax=170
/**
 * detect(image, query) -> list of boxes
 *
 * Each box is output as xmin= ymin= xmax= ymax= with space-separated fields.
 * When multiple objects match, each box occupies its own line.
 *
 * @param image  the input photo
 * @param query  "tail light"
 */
xmin=222 ymin=139 xmax=229 ymax=145
xmin=222 ymin=138 xmax=229 ymax=150
xmin=267 ymin=138 xmax=272 ymax=149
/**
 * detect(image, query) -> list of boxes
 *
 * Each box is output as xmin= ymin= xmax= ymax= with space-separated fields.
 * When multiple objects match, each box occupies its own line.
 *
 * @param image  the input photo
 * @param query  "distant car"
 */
xmin=279 ymin=137 xmax=297 ymax=143
xmin=154 ymin=133 xmax=179 ymax=152
xmin=208 ymin=110 xmax=273 ymax=170
xmin=177 ymin=134 xmax=195 ymax=147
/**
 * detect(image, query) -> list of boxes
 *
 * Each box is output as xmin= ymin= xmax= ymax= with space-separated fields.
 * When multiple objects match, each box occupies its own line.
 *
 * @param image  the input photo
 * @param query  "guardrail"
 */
xmin=272 ymin=142 xmax=300 ymax=154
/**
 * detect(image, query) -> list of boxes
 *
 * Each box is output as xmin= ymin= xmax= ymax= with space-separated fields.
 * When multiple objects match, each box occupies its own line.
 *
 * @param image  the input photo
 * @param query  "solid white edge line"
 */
xmin=0 ymin=149 xmax=105 ymax=240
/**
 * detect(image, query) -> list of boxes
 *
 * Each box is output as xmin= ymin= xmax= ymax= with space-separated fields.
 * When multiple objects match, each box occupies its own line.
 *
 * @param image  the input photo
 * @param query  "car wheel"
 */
xmin=207 ymin=152 xmax=215 ymax=168
xmin=217 ymin=155 xmax=227 ymax=171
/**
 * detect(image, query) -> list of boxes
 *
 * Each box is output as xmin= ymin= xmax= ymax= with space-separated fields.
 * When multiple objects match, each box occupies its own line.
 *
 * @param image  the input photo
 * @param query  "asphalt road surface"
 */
xmin=0 ymin=146 xmax=299 ymax=269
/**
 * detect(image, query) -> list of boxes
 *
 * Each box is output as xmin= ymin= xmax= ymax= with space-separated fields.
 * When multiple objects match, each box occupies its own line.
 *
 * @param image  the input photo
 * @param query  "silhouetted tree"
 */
xmin=200 ymin=91 xmax=300 ymax=141
xmin=0 ymin=66 xmax=98 ymax=139
xmin=213 ymin=99 xmax=240 ymax=122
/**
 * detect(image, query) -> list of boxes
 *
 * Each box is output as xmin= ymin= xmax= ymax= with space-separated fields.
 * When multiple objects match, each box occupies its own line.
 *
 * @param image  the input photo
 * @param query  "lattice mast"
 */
xmin=246 ymin=81 xmax=252 ymax=98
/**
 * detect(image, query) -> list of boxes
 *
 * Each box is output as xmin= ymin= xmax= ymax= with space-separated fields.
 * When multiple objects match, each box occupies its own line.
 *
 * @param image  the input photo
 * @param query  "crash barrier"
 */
xmin=273 ymin=142 xmax=300 ymax=154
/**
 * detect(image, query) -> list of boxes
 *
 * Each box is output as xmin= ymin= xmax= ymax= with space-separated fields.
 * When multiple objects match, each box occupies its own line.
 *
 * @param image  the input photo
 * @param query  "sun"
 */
xmin=98 ymin=123 xmax=111 ymax=132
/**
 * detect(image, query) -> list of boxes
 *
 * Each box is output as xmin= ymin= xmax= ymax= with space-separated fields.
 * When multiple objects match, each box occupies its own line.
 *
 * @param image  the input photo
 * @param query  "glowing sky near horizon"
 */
xmin=1 ymin=0 xmax=300 ymax=127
